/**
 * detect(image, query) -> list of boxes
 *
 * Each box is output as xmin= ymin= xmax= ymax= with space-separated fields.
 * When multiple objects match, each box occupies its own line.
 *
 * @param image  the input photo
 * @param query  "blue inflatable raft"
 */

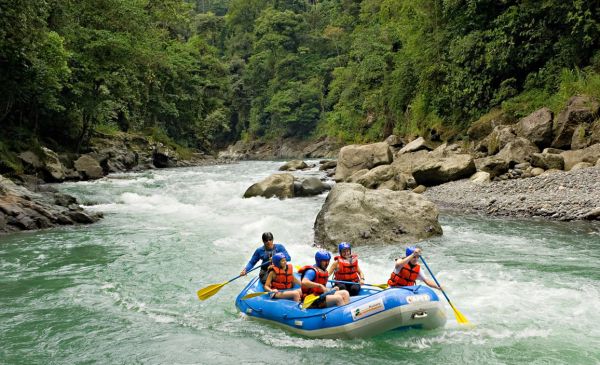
xmin=235 ymin=276 xmax=447 ymax=338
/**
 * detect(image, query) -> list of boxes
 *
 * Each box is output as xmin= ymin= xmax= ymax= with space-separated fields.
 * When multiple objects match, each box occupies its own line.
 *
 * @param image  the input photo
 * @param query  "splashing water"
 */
xmin=1 ymin=161 xmax=599 ymax=364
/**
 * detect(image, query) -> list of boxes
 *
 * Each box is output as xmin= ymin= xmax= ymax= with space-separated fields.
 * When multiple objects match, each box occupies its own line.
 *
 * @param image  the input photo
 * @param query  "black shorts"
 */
xmin=307 ymin=295 xmax=327 ymax=309
xmin=336 ymin=282 xmax=361 ymax=296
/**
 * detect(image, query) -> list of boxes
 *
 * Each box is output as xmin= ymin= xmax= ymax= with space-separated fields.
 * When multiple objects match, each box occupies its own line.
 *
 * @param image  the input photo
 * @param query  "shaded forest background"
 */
xmin=2 ymin=0 xmax=600 ymax=171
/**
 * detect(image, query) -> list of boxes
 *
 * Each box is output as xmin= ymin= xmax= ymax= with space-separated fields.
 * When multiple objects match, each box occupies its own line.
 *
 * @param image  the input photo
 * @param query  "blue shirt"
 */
xmin=303 ymin=268 xmax=317 ymax=281
xmin=244 ymin=243 xmax=291 ymax=272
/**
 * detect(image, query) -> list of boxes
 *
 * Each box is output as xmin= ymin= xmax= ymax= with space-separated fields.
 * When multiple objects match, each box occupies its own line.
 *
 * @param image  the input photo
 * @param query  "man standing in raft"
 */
xmin=299 ymin=250 xmax=350 ymax=308
xmin=328 ymin=242 xmax=365 ymax=296
xmin=240 ymin=232 xmax=291 ymax=283
xmin=264 ymin=253 xmax=302 ymax=302
xmin=388 ymin=246 xmax=442 ymax=289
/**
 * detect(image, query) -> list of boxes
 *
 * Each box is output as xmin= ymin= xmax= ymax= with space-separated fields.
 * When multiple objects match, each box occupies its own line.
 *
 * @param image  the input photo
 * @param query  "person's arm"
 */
xmin=301 ymin=269 xmax=327 ymax=292
xmin=241 ymin=248 xmax=261 ymax=275
xmin=394 ymin=248 xmax=422 ymax=269
xmin=418 ymin=271 xmax=442 ymax=290
xmin=264 ymin=271 xmax=276 ymax=292
xmin=357 ymin=266 xmax=365 ymax=284
xmin=327 ymin=260 xmax=338 ymax=276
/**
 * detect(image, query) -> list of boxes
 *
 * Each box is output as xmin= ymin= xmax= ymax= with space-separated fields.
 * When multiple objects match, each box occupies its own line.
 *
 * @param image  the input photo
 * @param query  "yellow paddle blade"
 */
xmin=373 ymin=283 xmax=389 ymax=289
xmin=301 ymin=294 xmax=319 ymax=309
xmin=241 ymin=291 xmax=269 ymax=300
xmin=197 ymin=282 xmax=226 ymax=301
xmin=450 ymin=303 xmax=472 ymax=326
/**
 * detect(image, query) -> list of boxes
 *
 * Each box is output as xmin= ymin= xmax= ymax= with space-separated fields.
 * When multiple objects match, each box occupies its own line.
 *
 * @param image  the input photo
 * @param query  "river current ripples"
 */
xmin=1 ymin=161 xmax=599 ymax=364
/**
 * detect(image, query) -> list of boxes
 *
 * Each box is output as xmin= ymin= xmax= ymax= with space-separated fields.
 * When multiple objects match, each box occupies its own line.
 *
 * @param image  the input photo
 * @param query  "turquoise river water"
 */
xmin=1 ymin=161 xmax=599 ymax=364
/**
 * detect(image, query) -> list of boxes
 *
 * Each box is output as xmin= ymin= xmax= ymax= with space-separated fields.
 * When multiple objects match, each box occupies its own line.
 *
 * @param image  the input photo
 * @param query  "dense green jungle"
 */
xmin=1 ymin=0 xmax=600 ymax=172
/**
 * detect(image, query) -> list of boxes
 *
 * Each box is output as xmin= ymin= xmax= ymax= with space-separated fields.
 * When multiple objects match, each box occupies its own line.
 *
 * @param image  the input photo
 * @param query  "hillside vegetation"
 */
xmin=1 ymin=0 xmax=599 ymax=172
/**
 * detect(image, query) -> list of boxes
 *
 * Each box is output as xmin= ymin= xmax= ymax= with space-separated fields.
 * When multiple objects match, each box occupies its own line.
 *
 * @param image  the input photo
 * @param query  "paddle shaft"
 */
xmin=328 ymin=279 xmax=384 ymax=288
xmin=228 ymin=264 xmax=262 ymax=284
xmin=419 ymin=256 xmax=452 ymax=305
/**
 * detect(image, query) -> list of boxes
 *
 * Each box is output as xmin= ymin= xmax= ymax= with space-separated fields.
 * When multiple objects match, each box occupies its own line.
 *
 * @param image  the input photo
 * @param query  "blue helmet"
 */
xmin=338 ymin=242 xmax=351 ymax=254
xmin=272 ymin=252 xmax=286 ymax=267
xmin=406 ymin=246 xmax=417 ymax=257
xmin=315 ymin=250 xmax=331 ymax=266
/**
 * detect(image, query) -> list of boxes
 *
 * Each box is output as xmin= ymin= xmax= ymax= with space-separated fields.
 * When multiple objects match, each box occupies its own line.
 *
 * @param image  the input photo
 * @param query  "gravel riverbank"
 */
xmin=423 ymin=166 xmax=600 ymax=221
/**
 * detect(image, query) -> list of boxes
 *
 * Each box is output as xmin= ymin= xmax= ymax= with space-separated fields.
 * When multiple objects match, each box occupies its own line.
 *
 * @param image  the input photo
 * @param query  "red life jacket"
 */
xmin=388 ymin=263 xmax=420 ymax=287
xmin=299 ymin=265 xmax=329 ymax=296
xmin=333 ymin=254 xmax=360 ymax=282
xmin=268 ymin=263 xmax=294 ymax=290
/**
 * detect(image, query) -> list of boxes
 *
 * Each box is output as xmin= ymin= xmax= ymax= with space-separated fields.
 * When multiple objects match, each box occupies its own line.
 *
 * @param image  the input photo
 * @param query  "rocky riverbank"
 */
xmin=1 ymin=132 xmax=223 ymax=234
xmin=423 ymin=166 xmax=600 ymax=221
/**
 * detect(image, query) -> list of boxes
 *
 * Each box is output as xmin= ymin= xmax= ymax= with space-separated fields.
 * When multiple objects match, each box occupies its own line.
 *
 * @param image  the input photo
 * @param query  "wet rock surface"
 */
xmin=0 ymin=175 xmax=102 ymax=234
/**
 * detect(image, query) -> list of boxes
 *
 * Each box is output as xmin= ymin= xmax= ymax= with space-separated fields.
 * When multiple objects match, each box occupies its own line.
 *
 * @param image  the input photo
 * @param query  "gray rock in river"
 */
xmin=243 ymin=173 xmax=295 ymax=199
xmin=0 ymin=174 xmax=102 ymax=234
xmin=313 ymin=183 xmax=442 ymax=249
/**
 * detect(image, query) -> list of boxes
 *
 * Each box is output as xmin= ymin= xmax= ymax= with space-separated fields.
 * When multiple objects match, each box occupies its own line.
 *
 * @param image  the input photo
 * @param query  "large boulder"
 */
xmin=40 ymin=147 xmax=65 ymax=182
xmin=243 ymin=173 xmax=295 ymax=199
xmin=431 ymin=143 xmax=463 ymax=156
xmin=295 ymin=177 xmax=330 ymax=197
xmin=496 ymin=137 xmax=540 ymax=167
xmin=152 ymin=144 xmax=177 ymax=168
xmin=18 ymin=151 xmax=43 ymax=172
xmin=0 ymin=174 xmax=101 ymax=233
xmin=398 ymin=137 xmax=434 ymax=154
xmin=475 ymin=156 xmax=510 ymax=177
xmin=384 ymin=134 xmax=405 ymax=148
xmin=354 ymin=164 xmax=408 ymax=191
xmin=560 ymin=143 xmax=600 ymax=171
xmin=319 ymin=160 xmax=337 ymax=171
xmin=411 ymin=154 xmax=476 ymax=186
xmin=530 ymin=153 xmax=564 ymax=170
xmin=391 ymin=150 xmax=430 ymax=174
xmin=74 ymin=155 xmax=104 ymax=180
xmin=313 ymin=183 xmax=442 ymax=248
xmin=477 ymin=126 xmax=517 ymax=155
xmin=470 ymin=171 xmax=491 ymax=184
xmin=590 ymin=119 xmax=600 ymax=145
xmin=334 ymin=142 xmax=392 ymax=182
xmin=552 ymin=95 xmax=599 ymax=149
xmin=514 ymin=107 xmax=553 ymax=148
xmin=571 ymin=124 xmax=589 ymax=150
xmin=279 ymin=160 xmax=308 ymax=171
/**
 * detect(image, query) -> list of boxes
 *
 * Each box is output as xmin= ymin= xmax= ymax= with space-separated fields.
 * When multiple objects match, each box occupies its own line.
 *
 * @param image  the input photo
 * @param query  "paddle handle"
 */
xmin=229 ymin=264 xmax=262 ymax=284
xmin=419 ymin=256 xmax=452 ymax=305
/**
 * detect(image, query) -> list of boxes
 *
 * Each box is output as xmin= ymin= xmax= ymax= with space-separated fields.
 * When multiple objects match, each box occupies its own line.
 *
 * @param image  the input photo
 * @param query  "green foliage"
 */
xmin=2 ymin=0 xmax=600 ymax=157
xmin=95 ymin=122 xmax=121 ymax=136
xmin=0 ymin=141 xmax=23 ymax=175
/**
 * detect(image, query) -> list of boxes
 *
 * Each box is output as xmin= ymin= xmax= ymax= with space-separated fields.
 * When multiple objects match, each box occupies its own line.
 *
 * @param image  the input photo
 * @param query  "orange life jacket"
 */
xmin=268 ymin=263 xmax=294 ymax=290
xmin=388 ymin=262 xmax=420 ymax=287
xmin=299 ymin=265 xmax=329 ymax=296
xmin=333 ymin=254 xmax=360 ymax=282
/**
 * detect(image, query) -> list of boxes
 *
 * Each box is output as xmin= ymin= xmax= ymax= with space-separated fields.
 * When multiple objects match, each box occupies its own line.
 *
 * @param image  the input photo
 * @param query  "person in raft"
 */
xmin=299 ymin=250 xmax=350 ymax=308
xmin=328 ymin=242 xmax=365 ymax=296
xmin=388 ymin=246 xmax=442 ymax=290
xmin=264 ymin=253 xmax=302 ymax=302
xmin=240 ymin=232 xmax=291 ymax=284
